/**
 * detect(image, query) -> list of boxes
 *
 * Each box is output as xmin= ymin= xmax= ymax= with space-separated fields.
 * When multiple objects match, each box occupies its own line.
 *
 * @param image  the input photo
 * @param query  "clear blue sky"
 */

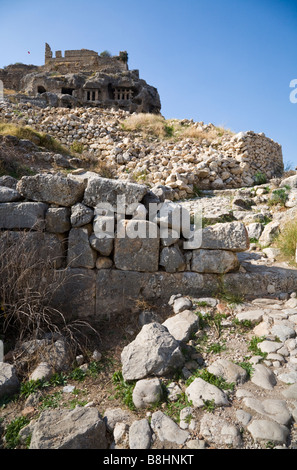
xmin=1 ymin=0 xmax=297 ymax=168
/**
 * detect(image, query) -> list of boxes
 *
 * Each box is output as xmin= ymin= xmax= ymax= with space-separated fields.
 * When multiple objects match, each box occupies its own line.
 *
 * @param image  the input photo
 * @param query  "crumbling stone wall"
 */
xmin=1 ymin=173 xmax=296 ymax=320
xmin=223 ymin=131 xmax=284 ymax=184
xmin=44 ymin=43 xmax=128 ymax=74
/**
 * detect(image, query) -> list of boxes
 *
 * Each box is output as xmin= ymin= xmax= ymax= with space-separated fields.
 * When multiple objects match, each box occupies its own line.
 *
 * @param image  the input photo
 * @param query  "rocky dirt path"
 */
xmin=1 ymin=287 xmax=297 ymax=450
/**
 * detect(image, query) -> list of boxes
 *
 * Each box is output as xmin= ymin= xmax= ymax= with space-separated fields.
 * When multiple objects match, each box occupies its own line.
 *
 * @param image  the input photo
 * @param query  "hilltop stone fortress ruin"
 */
xmin=0 ymin=43 xmax=161 ymax=113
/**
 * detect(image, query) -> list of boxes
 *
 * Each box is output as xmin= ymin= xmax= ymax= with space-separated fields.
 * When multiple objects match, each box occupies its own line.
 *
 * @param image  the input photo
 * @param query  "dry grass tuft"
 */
xmin=121 ymin=113 xmax=234 ymax=143
xmin=121 ymin=113 xmax=169 ymax=139
xmin=276 ymin=218 xmax=297 ymax=263
xmin=0 ymin=122 xmax=70 ymax=155
xmin=0 ymin=231 xmax=99 ymax=364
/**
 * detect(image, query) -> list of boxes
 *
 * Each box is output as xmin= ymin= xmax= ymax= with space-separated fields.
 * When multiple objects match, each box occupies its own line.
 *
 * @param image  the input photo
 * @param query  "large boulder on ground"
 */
xmin=199 ymin=414 xmax=243 ymax=448
xmin=129 ymin=419 xmax=152 ymax=449
xmin=150 ymin=411 xmax=189 ymax=445
xmin=121 ymin=322 xmax=185 ymax=381
xmin=29 ymin=407 xmax=107 ymax=449
xmin=132 ymin=378 xmax=163 ymax=409
xmin=162 ymin=310 xmax=199 ymax=342
xmin=280 ymin=174 xmax=297 ymax=189
xmin=258 ymin=221 xmax=280 ymax=247
xmin=207 ymin=359 xmax=248 ymax=385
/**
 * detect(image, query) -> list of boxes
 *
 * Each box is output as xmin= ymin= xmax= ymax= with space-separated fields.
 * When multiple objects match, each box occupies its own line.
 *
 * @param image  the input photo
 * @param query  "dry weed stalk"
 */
xmin=0 ymin=230 xmax=99 ymax=358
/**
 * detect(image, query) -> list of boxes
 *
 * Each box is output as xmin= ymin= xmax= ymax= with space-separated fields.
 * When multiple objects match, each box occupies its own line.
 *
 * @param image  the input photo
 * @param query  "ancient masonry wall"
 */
xmin=0 ymin=101 xmax=283 ymax=197
xmin=44 ymin=43 xmax=128 ymax=74
xmin=1 ymin=173 xmax=296 ymax=319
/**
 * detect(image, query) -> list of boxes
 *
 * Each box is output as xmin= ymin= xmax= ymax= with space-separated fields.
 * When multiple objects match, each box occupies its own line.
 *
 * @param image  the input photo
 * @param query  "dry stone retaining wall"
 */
xmin=1 ymin=172 xmax=296 ymax=319
xmin=0 ymin=102 xmax=284 ymax=199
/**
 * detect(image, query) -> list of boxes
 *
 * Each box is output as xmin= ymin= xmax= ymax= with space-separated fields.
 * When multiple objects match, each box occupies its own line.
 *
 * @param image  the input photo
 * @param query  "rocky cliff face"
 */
xmin=1 ymin=60 xmax=161 ymax=114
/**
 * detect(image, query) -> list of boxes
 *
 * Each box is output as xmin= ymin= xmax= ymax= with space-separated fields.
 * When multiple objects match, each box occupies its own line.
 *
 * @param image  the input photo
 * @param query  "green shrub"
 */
xmin=100 ymin=50 xmax=112 ymax=57
xmin=4 ymin=416 xmax=30 ymax=449
xmin=248 ymin=336 xmax=267 ymax=358
xmin=268 ymin=189 xmax=288 ymax=207
xmin=112 ymin=371 xmax=136 ymax=410
xmin=254 ymin=172 xmax=267 ymax=185
xmin=185 ymin=368 xmax=235 ymax=391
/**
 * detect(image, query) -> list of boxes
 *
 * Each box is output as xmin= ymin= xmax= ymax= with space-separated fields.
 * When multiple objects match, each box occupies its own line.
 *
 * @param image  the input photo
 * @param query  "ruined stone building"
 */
xmin=0 ymin=44 xmax=161 ymax=113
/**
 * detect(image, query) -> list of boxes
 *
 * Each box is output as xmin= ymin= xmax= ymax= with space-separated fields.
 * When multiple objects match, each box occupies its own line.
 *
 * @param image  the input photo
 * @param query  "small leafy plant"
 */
xmin=4 ymin=416 xmax=30 ymax=449
xmin=254 ymin=172 xmax=267 ymax=185
xmin=248 ymin=336 xmax=267 ymax=358
xmin=268 ymin=189 xmax=288 ymax=207
xmin=112 ymin=371 xmax=136 ymax=411
xmin=185 ymin=368 xmax=235 ymax=392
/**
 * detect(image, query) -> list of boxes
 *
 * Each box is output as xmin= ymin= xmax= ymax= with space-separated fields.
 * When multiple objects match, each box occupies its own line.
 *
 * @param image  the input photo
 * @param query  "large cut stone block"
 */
xmin=17 ymin=174 xmax=86 ymax=207
xmin=0 ymin=202 xmax=48 ymax=230
xmin=191 ymin=249 xmax=239 ymax=273
xmin=96 ymin=270 xmax=219 ymax=317
xmin=0 ymin=231 xmax=65 ymax=268
xmin=200 ymin=222 xmax=249 ymax=252
xmin=67 ymin=226 xmax=97 ymax=269
xmin=45 ymin=207 xmax=71 ymax=233
xmin=95 ymin=265 xmax=297 ymax=317
xmin=50 ymin=268 xmax=96 ymax=320
xmin=83 ymin=176 xmax=147 ymax=209
xmin=114 ymin=220 xmax=160 ymax=272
